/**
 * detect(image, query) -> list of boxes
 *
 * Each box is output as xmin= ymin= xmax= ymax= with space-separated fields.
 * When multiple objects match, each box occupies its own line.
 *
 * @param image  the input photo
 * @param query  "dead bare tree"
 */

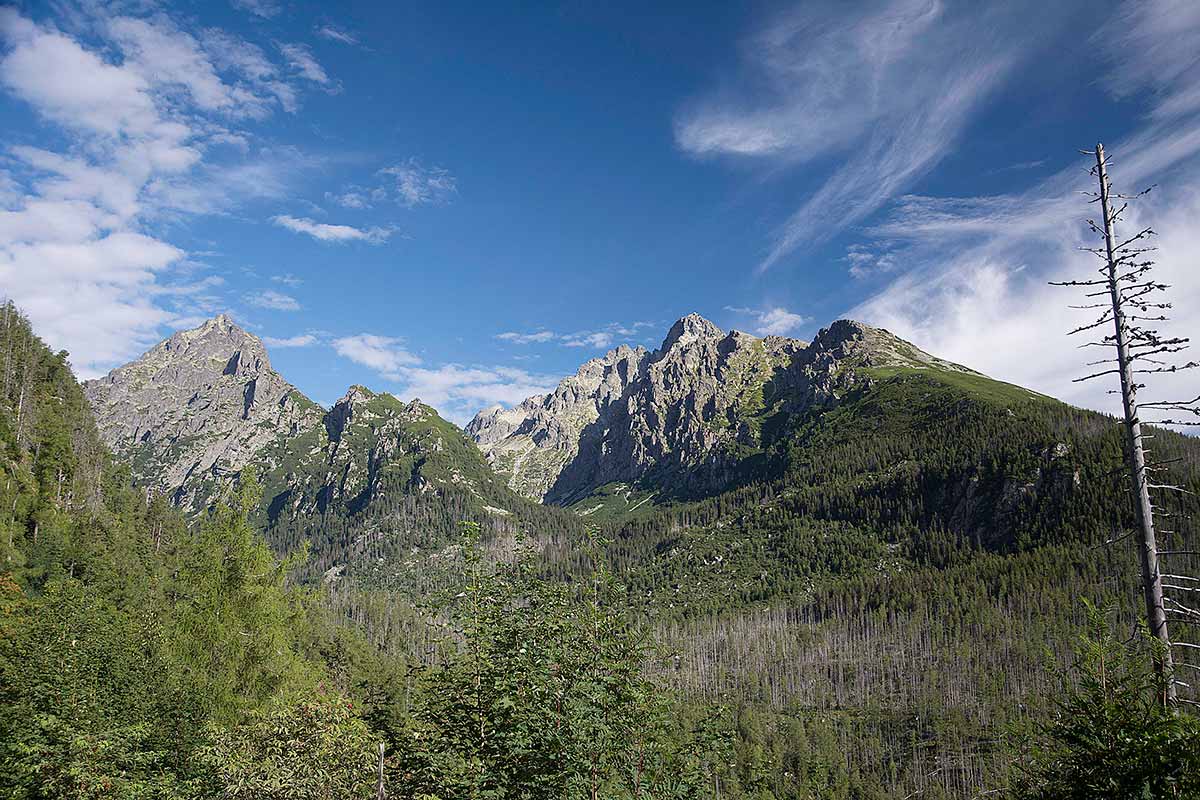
xmin=1051 ymin=142 xmax=1200 ymax=707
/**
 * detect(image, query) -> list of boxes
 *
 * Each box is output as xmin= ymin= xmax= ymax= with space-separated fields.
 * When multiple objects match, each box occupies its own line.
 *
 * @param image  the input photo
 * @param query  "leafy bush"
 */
xmin=198 ymin=690 xmax=380 ymax=800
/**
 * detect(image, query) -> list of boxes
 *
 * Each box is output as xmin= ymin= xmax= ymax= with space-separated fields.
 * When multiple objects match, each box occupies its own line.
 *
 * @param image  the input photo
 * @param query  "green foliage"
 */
xmin=4 ymin=300 xmax=1200 ymax=800
xmin=1011 ymin=605 xmax=1200 ymax=800
xmin=393 ymin=524 xmax=731 ymax=799
xmin=168 ymin=470 xmax=311 ymax=724
xmin=0 ymin=575 xmax=187 ymax=799
xmin=197 ymin=690 xmax=380 ymax=800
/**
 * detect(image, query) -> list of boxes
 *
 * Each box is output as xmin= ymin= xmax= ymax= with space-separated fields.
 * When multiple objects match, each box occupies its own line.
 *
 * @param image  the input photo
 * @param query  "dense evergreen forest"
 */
xmin=2 ymin=301 xmax=1199 ymax=798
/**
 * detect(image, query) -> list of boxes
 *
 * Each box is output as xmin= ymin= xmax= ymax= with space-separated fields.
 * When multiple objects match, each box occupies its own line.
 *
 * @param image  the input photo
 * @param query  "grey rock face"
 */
xmin=470 ymin=314 xmax=971 ymax=504
xmin=464 ymin=344 xmax=650 ymax=500
xmin=83 ymin=314 xmax=322 ymax=507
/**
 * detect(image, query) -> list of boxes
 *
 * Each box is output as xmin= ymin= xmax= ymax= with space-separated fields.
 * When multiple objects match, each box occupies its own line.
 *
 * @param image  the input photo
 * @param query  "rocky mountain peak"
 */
xmin=660 ymin=313 xmax=723 ymax=352
xmin=337 ymin=385 xmax=376 ymax=407
xmin=83 ymin=315 xmax=321 ymax=506
xmin=470 ymin=314 xmax=975 ymax=505
xmin=808 ymin=319 xmax=972 ymax=372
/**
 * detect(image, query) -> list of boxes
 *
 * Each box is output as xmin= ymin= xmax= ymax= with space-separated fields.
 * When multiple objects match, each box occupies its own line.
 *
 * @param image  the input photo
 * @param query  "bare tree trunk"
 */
xmin=1095 ymin=143 xmax=1176 ymax=705
xmin=375 ymin=742 xmax=386 ymax=800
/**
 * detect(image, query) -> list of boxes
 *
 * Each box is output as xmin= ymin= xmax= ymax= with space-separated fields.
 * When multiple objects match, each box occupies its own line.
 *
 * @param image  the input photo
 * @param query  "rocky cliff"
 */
xmin=469 ymin=314 xmax=972 ymax=504
xmin=465 ymin=343 xmax=649 ymax=500
xmin=83 ymin=314 xmax=322 ymax=507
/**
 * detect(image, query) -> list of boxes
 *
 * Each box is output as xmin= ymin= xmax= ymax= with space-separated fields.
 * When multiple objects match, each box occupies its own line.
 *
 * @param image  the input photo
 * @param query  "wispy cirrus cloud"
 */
xmin=496 ymin=330 xmax=557 ymax=345
xmin=1099 ymin=0 xmax=1200 ymax=121
xmin=333 ymin=332 xmax=560 ymax=422
xmin=263 ymin=333 xmax=317 ymax=348
xmin=315 ymin=25 xmax=359 ymax=46
xmin=325 ymin=189 xmax=377 ymax=209
xmin=496 ymin=321 xmax=658 ymax=350
xmin=849 ymin=0 xmax=1200 ymax=418
xmin=380 ymin=159 xmax=457 ymax=207
xmin=271 ymin=214 xmax=393 ymax=243
xmin=246 ymin=289 xmax=301 ymax=311
xmin=278 ymin=42 xmax=332 ymax=87
xmin=561 ymin=332 xmax=614 ymax=349
xmin=230 ymin=0 xmax=280 ymax=18
xmin=676 ymin=0 xmax=1074 ymax=271
xmin=324 ymin=159 xmax=455 ymax=212
xmin=843 ymin=243 xmax=900 ymax=281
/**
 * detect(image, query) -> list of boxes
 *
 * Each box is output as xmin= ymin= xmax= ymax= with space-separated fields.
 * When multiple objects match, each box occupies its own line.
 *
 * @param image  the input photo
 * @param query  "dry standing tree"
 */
xmin=1051 ymin=142 xmax=1200 ymax=708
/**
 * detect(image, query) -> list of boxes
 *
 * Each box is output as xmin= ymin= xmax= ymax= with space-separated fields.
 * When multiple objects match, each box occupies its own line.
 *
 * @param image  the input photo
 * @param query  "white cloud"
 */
xmin=496 ymin=330 xmax=557 ymax=344
xmin=200 ymin=29 xmax=299 ymax=114
xmin=263 ymin=333 xmax=317 ymax=347
xmin=498 ymin=321 xmax=657 ymax=350
xmin=332 ymin=334 xmax=420 ymax=380
xmin=844 ymin=244 xmax=900 ymax=280
xmin=278 ymin=42 xmax=330 ymax=86
xmin=272 ymin=273 xmax=303 ymax=286
xmin=230 ymin=0 xmax=280 ymax=19
xmin=1099 ymin=0 xmax=1200 ymax=120
xmin=325 ymin=161 xmax=454 ymax=212
xmin=332 ymin=333 xmax=560 ymax=423
xmin=0 ymin=231 xmax=183 ymax=375
xmin=853 ymin=183 xmax=1200 ymax=420
xmin=325 ymin=189 xmax=371 ymax=209
xmin=726 ymin=306 xmax=808 ymax=336
xmin=380 ymin=159 xmax=457 ymax=207
xmin=675 ymin=0 xmax=1074 ymax=270
xmin=246 ymin=289 xmax=301 ymax=311
xmin=562 ymin=332 xmax=614 ymax=349
xmin=2 ymin=14 xmax=163 ymax=139
xmin=108 ymin=17 xmax=239 ymax=115
xmin=316 ymin=25 xmax=359 ymax=46
xmin=395 ymin=365 xmax=558 ymax=421
xmin=0 ymin=7 xmax=328 ymax=376
xmin=849 ymin=0 xmax=1200 ymax=419
xmin=271 ymin=214 xmax=392 ymax=243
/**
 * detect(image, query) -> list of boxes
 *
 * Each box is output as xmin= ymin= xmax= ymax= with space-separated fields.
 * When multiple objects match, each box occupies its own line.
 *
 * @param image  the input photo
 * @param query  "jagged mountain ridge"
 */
xmin=83 ymin=311 xmax=1021 ymax=569
xmin=257 ymin=384 xmax=515 ymax=522
xmin=82 ymin=316 xmax=527 ymax=529
xmin=73 ymin=309 xmax=1200 ymax=626
xmin=468 ymin=314 xmax=971 ymax=505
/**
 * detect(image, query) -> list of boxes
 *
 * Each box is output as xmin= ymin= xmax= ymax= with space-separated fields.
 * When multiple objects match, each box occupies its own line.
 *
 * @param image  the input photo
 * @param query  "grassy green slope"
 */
xmin=584 ymin=365 xmax=1200 ymax=615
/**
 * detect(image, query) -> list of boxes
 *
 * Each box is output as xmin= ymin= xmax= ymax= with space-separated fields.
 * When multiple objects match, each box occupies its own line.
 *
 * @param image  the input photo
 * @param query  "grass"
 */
xmin=860 ymin=366 xmax=1054 ymax=408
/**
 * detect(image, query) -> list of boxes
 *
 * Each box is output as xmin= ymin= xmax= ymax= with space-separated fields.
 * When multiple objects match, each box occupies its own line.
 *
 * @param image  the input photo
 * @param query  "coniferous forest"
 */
xmin=3 ymin=290 xmax=1200 ymax=800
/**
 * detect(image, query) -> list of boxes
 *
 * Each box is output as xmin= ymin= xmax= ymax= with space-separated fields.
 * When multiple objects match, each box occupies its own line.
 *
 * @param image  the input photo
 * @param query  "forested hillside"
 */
xmin=5 ymin=300 xmax=1198 ymax=798
xmin=0 ymin=303 xmax=732 ymax=798
xmin=255 ymin=384 xmax=587 ymax=586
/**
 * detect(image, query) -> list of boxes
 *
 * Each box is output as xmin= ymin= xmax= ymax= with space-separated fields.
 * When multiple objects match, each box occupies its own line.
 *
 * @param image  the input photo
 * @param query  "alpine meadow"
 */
xmin=3 ymin=1 xmax=1200 ymax=799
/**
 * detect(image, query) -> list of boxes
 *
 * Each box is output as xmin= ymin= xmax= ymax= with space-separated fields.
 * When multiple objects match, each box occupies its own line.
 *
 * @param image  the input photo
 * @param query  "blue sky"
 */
xmin=2 ymin=0 xmax=1199 ymax=423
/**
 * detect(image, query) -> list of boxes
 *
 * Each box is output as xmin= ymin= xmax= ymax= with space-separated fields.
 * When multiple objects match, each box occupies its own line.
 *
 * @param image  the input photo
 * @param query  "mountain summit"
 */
xmin=83 ymin=314 xmax=322 ymax=506
xmin=468 ymin=313 xmax=970 ymax=504
xmin=81 ymin=315 xmax=544 ymax=574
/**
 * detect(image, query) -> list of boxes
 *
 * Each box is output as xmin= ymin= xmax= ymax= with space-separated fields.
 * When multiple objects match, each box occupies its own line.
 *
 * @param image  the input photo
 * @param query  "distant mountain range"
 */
xmin=80 ymin=310 xmax=1199 ymax=601
xmin=84 ymin=312 xmax=975 ymax=515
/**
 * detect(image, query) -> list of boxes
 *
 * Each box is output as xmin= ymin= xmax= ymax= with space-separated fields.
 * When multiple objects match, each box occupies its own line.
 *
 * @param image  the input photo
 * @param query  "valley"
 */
xmin=18 ymin=305 xmax=1188 ymax=795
